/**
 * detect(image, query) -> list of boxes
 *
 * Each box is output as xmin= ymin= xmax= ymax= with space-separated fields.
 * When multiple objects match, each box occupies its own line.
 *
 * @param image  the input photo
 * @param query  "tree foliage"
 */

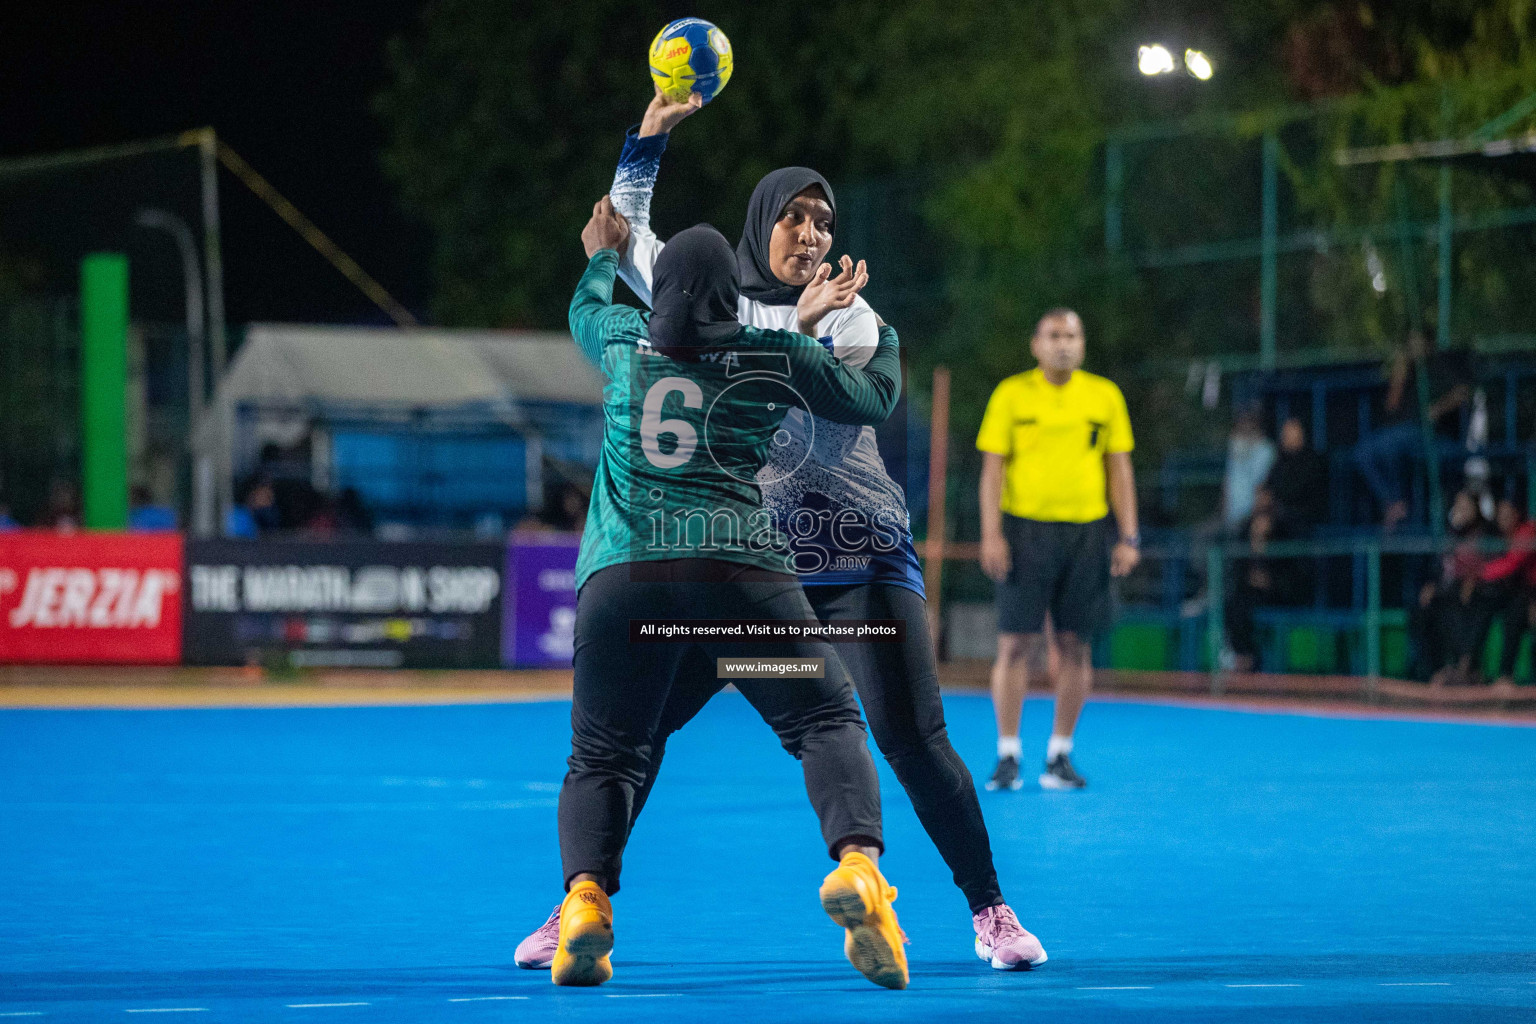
xmin=378 ymin=0 xmax=1536 ymax=425
xmin=379 ymin=0 xmax=1282 ymax=327
xmin=378 ymin=0 xmax=887 ymax=326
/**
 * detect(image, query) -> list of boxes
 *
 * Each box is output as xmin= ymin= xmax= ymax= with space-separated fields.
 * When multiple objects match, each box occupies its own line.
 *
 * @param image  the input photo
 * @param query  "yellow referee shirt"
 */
xmin=975 ymin=368 xmax=1134 ymax=523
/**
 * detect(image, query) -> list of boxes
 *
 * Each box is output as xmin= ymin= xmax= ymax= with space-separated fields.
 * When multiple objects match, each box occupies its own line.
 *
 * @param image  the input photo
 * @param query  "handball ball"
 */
xmin=648 ymin=18 xmax=733 ymax=104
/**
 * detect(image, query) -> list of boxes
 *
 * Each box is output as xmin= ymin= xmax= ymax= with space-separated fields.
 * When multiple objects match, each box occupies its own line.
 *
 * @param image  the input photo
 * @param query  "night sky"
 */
xmin=0 ymin=3 xmax=430 ymax=325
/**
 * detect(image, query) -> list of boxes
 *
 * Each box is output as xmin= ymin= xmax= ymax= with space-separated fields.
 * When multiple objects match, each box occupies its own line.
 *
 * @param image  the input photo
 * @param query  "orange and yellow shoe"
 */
xmin=550 ymin=881 xmax=614 ymax=986
xmin=819 ymin=851 xmax=909 ymax=989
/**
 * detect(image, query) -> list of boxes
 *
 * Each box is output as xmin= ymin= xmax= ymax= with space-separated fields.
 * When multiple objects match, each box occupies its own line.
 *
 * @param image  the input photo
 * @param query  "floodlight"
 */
xmin=1138 ymin=45 xmax=1176 ymax=76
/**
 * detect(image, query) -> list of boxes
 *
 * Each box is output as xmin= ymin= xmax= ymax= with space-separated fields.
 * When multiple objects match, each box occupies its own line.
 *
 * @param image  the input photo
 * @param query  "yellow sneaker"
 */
xmin=550 ymin=881 xmax=614 ymax=986
xmin=819 ymin=851 xmax=909 ymax=989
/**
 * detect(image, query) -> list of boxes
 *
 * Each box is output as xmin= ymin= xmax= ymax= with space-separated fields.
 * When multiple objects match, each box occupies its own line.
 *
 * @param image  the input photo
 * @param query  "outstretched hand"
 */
xmin=581 ymin=195 xmax=630 ymax=258
xmin=639 ymin=86 xmax=704 ymax=137
xmin=796 ymin=255 xmax=869 ymax=337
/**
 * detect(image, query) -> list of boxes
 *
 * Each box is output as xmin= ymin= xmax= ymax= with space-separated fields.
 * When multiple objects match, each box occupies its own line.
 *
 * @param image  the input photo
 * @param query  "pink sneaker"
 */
xmin=513 ymin=905 xmax=561 ymax=970
xmin=973 ymin=903 xmax=1047 ymax=970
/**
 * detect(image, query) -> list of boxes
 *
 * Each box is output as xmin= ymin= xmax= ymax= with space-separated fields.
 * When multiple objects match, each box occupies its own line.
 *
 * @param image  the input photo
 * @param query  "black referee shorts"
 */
xmin=995 ymin=514 xmax=1111 ymax=637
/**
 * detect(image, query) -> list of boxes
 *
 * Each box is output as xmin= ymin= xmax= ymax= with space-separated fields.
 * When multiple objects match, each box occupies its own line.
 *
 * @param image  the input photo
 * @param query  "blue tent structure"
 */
xmin=194 ymin=325 xmax=605 ymax=535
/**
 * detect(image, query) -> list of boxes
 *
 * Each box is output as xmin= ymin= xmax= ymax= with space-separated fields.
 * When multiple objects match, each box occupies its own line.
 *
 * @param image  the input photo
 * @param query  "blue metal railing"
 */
xmin=1129 ymin=533 xmax=1528 ymax=692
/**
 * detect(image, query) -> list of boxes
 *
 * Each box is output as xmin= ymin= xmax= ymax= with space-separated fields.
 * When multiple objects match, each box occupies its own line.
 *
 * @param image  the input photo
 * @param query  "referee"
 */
xmin=975 ymin=308 xmax=1140 ymax=791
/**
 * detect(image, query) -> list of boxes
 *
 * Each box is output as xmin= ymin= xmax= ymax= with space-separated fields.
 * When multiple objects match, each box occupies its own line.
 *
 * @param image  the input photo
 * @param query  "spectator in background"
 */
xmin=225 ymin=475 xmax=277 ymax=539
xmin=1479 ymin=498 xmax=1536 ymax=686
xmin=518 ymin=480 xmax=592 ymax=535
xmin=335 ymin=487 xmax=374 ymax=536
xmin=1262 ymin=417 xmax=1327 ymax=534
xmin=1224 ymin=495 xmax=1306 ymax=672
xmin=1411 ymin=489 xmax=1494 ymax=685
xmin=128 ymin=485 xmax=178 ymax=532
xmin=546 ymin=481 xmax=590 ymax=533
xmin=300 ymin=496 xmax=340 ymax=538
xmin=43 ymin=478 xmax=79 ymax=532
xmin=0 ymin=474 xmax=16 ymax=531
xmin=300 ymin=489 xmax=377 ymax=538
xmin=257 ymin=442 xmax=322 ymax=531
xmin=1222 ymin=407 xmax=1275 ymax=535
xmin=1355 ymin=332 xmax=1473 ymax=531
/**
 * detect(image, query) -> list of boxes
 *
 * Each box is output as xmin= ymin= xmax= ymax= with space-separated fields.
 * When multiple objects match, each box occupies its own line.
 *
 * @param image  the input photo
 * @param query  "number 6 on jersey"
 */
xmin=640 ymin=376 xmax=703 ymax=468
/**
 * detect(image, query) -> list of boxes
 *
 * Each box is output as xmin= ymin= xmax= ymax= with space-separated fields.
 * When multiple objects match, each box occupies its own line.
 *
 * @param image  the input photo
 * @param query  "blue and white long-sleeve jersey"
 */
xmin=610 ymin=128 xmax=924 ymax=596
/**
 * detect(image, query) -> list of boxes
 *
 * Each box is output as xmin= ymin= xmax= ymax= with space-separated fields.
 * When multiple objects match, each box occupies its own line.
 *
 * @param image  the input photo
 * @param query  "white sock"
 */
xmin=1047 ymin=735 xmax=1074 ymax=760
xmin=997 ymin=735 xmax=1022 ymax=760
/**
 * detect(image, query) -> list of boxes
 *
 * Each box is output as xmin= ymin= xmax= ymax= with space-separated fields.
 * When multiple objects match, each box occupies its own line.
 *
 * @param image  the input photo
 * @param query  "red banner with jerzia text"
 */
xmin=0 ymin=532 xmax=184 ymax=665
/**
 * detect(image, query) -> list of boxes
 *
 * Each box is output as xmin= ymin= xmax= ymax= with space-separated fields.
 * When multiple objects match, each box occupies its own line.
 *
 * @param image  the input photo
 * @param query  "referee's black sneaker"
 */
xmin=1039 ymin=754 xmax=1087 ymax=790
xmin=986 ymin=755 xmax=1023 ymax=791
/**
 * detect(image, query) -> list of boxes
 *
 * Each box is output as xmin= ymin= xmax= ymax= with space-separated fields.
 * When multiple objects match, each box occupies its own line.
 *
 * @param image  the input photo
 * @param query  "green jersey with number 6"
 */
xmin=568 ymin=250 xmax=901 ymax=589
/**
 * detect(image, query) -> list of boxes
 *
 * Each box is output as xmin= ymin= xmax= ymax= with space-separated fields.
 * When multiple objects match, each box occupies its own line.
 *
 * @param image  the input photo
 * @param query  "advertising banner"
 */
xmin=184 ymin=540 xmax=503 ymax=668
xmin=0 ymin=531 xmax=184 ymax=664
xmin=504 ymin=536 xmax=579 ymax=668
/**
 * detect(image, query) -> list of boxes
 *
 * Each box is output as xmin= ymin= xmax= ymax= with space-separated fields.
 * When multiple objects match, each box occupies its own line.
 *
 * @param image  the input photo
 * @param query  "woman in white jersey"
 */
xmin=516 ymin=89 xmax=1046 ymax=972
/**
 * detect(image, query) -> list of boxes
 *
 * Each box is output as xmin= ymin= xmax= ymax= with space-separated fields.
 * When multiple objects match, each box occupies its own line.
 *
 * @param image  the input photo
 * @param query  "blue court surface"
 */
xmin=2 ymin=693 xmax=1533 ymax=1022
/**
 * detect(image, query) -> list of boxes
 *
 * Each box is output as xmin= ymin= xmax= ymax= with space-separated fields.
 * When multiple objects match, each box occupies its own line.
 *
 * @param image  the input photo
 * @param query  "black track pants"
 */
xmin=558 ymin=560 xmax=882 ymax=894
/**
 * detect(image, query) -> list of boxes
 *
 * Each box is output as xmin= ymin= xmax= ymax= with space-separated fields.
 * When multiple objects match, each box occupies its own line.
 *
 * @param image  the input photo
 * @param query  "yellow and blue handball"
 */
xmin=648 ymin=18 xmax=733 ymax=104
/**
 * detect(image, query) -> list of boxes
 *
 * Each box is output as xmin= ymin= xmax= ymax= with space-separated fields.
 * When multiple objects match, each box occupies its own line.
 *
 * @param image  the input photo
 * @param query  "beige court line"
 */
xmin=0 ymin=685 xmax=573 ymax=710
xmin=0 ymin=666 xmax=577 ymax=709
xmin=8 ymin=662 xmax=1534 ymax=719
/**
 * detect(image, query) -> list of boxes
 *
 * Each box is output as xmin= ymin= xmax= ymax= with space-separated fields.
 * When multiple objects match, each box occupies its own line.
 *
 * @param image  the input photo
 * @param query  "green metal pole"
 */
xmin=1437 ymin=162 xmax=1452 ymax=350
xmin=1470 ymin=87 xmax=1536 ymax=142
xmin=80 ymin=253 xmax=130 ymax=530
xmin=1105 ymin=141 xmax=1124 ymax=253
xmin=1260 ymin=131 xmax=1279 ymax=370
xmin=1438 ymin=89 xmax=1454 ymax=351
xmin=1207 ymin=545 xmax=1225 ymax=694
xmin=1365 ymin=543 xmax=1382 ymax=700
xmin=1393 ymin=180 xmax=1445 ymax=538
xmin=1527 ymin=452 xmax=1535 ymax=519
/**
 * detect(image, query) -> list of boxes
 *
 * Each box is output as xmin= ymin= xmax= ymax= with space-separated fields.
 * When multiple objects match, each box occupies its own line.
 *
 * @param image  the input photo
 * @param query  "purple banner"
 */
xmin=503 ymin=536 xmax=579 ymax=668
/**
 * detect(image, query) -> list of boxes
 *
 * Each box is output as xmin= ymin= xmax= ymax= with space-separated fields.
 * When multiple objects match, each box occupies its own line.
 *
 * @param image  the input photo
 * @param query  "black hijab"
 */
xmin=647 ymin=224 xmax=742 ymax=358
xmin=735 ymin=167 xmax=836 ymax=306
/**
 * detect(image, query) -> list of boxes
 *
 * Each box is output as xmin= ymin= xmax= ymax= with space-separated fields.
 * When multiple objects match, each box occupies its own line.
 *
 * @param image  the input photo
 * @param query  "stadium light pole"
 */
xmin=135 ymin=207 xmax=212 ymax=535
xmin=135 ymin=209 xmax=205 ymax=414
xmin=196 ymin=128 xmax=231 ymax=533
